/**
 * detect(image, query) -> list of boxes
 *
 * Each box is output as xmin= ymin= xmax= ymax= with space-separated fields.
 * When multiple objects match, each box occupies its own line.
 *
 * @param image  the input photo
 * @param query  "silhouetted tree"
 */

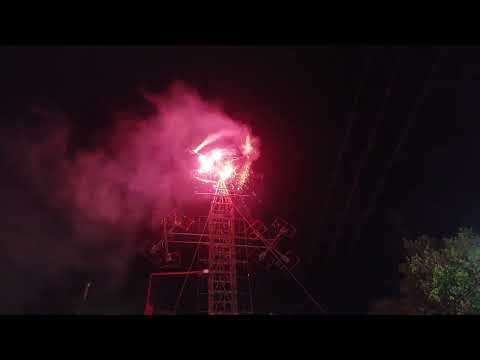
xmin=369 ymin=228 xmax=480 ymax=314
xmin=387 ymin=228 xmax=480 ymax=314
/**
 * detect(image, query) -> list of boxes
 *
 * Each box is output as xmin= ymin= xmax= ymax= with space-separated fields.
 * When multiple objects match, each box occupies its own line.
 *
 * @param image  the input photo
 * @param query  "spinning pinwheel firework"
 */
xmin=144 ymin=130 xmax=311 ymax=315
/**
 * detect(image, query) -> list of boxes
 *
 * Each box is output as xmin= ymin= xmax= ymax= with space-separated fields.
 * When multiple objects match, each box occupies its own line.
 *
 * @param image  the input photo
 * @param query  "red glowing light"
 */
xmin=218 ymin=161 xmax=234 ymax=181
xmin=242 ymin=134 xmax=253 ymax=156
xmin=195 ymin=148 xmax=234 ymax=181
xmin=193 ymin=132 xmax=257 ymax=186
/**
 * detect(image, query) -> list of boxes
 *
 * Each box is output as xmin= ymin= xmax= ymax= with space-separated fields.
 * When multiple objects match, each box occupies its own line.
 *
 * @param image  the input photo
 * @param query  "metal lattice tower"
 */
xmin=206 ymin=180 xmax=238 ymax=314
xmin=144 ymin=183 xmax=301 ymax=315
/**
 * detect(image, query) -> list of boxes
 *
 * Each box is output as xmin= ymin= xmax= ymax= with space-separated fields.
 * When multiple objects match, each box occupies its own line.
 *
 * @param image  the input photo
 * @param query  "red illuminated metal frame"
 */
xmin=145 ymin=183 xmax=298 ymax=315
xmin=144 ymin=270 xmax=209 ymax=316
xmin=206 ymin=180 xmax=238 ymax=314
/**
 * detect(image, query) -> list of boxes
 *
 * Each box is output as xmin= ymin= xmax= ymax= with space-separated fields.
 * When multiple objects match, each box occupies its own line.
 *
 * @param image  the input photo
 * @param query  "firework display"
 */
xmin=145 ymin=130 xmax=298 ymax=314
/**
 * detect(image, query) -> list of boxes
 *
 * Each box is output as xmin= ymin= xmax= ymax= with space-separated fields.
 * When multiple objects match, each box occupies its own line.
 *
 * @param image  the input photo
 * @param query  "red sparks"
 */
xmin=195 ymin=148 xmax=235 ymax=182
xmin=242 ymin=134 xmax=253 ymax=156
xmin=193 ymin=132 xmax=257 ymax=187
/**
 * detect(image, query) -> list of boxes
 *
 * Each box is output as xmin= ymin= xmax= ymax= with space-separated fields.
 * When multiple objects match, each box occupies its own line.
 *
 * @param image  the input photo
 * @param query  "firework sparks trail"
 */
xmin=193 ymin=130 xmax=238 ymax=154
xmin=192 ymin=131 xmax=259 ymax=189
xmin=242 ymin=134 xmax=253 ymax=156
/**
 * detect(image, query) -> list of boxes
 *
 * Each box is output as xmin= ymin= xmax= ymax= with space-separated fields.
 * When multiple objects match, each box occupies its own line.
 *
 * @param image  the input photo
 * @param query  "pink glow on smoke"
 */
xmin=23 ymin=82 xmax=260 ymax=231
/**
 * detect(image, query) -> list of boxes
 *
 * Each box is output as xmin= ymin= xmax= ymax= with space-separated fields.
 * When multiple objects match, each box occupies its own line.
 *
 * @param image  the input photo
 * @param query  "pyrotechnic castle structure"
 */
xmin=144 ymin=131 xmax=300 ymax=315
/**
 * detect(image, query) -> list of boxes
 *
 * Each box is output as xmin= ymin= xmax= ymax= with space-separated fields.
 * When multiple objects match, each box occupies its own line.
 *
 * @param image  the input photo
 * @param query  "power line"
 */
xmin=283 ymin=266 xmax=328 ymax=314
xmin=173 ymin=244 xmax=199 ymax=313
xmin=174 ymin=211 xmax=211 ymax=313
xmin=232 ymin=201 xmax=328 ymax=314
xmin=321 ymin=49 xmax=372 ymax=233
xmin=351 ymin=48 xmax=447 ymax=255
xmin=334 ymin=49 xmax=401 ymax=249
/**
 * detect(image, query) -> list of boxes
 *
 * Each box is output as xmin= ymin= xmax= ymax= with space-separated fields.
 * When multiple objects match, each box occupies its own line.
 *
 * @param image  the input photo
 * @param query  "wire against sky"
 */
xmin=351 ymin=48 xmax=448 ymax=256
xmin=321 ymin=49 xmax=372 ymax=235
xmin=334 ymin=49 xmax=401 ymax=253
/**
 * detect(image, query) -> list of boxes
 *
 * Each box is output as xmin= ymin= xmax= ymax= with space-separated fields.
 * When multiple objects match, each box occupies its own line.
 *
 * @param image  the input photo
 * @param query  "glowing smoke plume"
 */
xmin=25 ymin=82 xmax=260 ymax=227
xmin=1 ymin=82 xmax=261 ymax=310
xmin=192 ymin=130 xmax=258 ymax=187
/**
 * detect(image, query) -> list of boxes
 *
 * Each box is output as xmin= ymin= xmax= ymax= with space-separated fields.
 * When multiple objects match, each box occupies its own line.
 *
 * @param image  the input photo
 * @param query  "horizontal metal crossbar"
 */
xmin=167 ymin=239 xmax=268 ymax=249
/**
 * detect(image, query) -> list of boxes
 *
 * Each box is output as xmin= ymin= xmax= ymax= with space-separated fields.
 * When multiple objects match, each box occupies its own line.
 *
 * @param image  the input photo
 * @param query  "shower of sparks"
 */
xmin=192 ymin=131 xmax=257 ymax=190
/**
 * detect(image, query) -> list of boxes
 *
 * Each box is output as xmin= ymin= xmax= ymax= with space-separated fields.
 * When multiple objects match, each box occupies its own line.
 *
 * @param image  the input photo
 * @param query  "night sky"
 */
xmin=0 ymin=46 xmax=476 ymax=314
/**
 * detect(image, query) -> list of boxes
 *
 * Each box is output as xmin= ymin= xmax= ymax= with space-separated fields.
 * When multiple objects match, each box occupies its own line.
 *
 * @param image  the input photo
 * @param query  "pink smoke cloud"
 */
xmin=15 ymin=81 xmax=258 ymax=241
xmin=0 ymin=82 xmax=261 ymax=310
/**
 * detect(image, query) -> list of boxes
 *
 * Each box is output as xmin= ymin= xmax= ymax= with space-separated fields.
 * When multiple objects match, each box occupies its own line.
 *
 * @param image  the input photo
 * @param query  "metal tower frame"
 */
xmin=144 ymin=180 xmax=300 ymax=315
xmin=206 ymin=179 xmax=238 ymax=314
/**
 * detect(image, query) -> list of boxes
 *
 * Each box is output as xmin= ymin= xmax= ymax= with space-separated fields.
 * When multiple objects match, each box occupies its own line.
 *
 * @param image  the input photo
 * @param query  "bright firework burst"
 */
xmin=192 ymin=131 xmax=257 ymax=189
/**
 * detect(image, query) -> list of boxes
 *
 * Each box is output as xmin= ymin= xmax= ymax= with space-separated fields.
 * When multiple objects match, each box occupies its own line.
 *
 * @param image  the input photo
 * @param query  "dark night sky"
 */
xmin=0 ymin=46 xmax=478 ymax=314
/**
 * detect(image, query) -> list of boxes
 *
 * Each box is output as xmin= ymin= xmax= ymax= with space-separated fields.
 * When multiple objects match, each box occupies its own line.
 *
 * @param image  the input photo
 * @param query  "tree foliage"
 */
xmin=400 ymin=227 xmax=480 ymax=314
